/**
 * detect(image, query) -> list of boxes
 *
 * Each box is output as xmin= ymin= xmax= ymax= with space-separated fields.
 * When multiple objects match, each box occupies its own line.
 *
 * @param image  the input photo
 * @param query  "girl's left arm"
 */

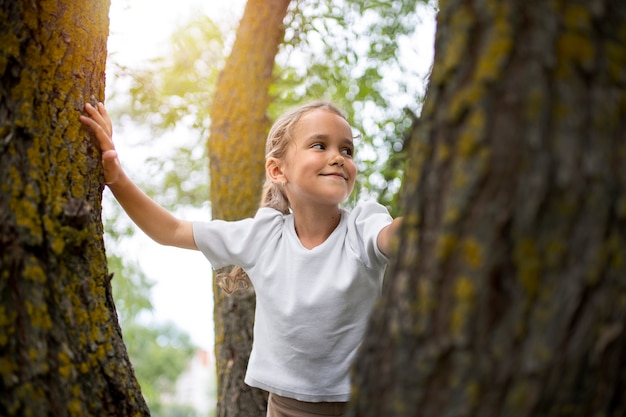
xmin=377 ymin=217 xmax=403 ymax=257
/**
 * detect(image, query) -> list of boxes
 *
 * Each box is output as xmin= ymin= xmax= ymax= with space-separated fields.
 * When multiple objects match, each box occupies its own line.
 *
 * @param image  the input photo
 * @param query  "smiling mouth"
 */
xmin=321 ymin=173 xmax=347 ymax=180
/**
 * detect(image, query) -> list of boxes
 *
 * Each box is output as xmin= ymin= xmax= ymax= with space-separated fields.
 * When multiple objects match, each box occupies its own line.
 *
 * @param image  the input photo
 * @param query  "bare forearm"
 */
xmin=79 ymin=102 xmax=196 ymax=249
xmin=108 ymin=172 xmax=196 ymax=250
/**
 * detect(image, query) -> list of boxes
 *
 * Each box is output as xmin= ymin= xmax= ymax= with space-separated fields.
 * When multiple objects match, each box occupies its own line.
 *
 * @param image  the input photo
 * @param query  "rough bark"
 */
xmin=208 ymin=0 xmax=291 ymax=415
xmin=0 ymin=1 xmax=149 ymax=416
xmin=349 ymin=1 xmax=626 ymax=416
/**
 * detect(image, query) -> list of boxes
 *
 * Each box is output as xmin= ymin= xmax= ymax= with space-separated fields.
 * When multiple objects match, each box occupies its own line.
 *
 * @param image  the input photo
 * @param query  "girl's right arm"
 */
xmin=80 ymin=102 xmax=197 ymax=250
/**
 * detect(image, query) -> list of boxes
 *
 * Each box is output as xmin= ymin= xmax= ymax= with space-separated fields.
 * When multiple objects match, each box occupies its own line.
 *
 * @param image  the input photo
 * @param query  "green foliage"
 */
xmin=107 ymin=14 xmax=225 ymax=210
xmin=110 ymin=15 xmax=224 ymax=135
xmin=110 ymin=1 xmax=434 ymax=217
xmin=122 ymin=321 xmax=196 ymax=415
xmin=272 ymin=0 xmax=434 ymax=216
xmin=107 ymin=253 xmax=153 ymax=323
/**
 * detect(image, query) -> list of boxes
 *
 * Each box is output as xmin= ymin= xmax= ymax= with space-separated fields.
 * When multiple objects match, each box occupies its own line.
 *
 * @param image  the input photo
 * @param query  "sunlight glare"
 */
xmin=108 ymin=0 xmax=246 ymax=66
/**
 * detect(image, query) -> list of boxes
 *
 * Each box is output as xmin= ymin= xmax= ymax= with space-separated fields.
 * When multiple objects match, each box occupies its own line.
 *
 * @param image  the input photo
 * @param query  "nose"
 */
xmin=330 ymin=153 xmax=345 ymax=166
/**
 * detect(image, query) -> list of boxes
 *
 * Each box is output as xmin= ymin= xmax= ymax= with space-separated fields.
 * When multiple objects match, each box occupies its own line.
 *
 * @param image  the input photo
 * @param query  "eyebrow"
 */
xmin=306 ymin=134 xmax=354 ymax=146
xmin=342 ymin=138 xmax=355 ymax=150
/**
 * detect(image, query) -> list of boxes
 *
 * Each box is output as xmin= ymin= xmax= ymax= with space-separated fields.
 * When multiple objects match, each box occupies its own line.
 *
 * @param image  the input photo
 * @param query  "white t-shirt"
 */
xmin=192 ymin=201 xmax=392 ymax=402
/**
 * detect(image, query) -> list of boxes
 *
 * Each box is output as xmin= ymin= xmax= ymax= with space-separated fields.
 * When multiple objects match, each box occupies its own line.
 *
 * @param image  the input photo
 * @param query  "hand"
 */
xmin=79 ymin=102 xmax=122 ymax=185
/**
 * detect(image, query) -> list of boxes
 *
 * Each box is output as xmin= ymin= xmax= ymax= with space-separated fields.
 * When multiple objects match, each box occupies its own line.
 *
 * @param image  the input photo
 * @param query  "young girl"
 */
xmin=80 ymin=100 xmax=401 ymax=417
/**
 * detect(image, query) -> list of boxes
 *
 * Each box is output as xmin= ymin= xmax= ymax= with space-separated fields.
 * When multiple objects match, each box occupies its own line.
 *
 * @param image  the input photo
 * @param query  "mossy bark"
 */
xmin=208 ymin=0 xmax=291 ymax=415
xmin=349 ymin=1 xmax=626 ymax=416
xmin=0 ymin=1 xmax=149 ymax=416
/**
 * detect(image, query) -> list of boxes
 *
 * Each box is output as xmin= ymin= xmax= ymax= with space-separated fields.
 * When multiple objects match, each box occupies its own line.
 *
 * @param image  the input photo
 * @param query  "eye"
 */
xmin=341 ymin=147 xmax=354 ymax=157
xmin=311 ymin=143 xmax=325 ymax=150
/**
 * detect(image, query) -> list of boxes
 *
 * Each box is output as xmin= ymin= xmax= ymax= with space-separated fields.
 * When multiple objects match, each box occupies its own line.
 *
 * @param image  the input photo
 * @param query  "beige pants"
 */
xmin=267 ymin=393 xmax=347 ymax=417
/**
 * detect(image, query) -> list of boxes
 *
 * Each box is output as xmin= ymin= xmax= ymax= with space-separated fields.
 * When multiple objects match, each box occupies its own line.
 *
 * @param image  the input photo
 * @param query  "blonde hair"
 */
xmin=260 ymin=101 xmax=347 ymax=214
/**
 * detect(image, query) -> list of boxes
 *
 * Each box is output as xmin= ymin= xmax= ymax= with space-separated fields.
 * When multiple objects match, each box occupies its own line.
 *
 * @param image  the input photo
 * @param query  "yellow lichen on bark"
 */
xmin=448 ymin=85 xmax=484 ymax=122
xmin=416 ymin=279 xmax=435 ymax=333
xmin=444 ymin=206 xmax=460 ymax=224
xmin=349 ymin=1 xmax=626 ymax=415
xmin=457 ymin=108 xmax=486 ymax=157
xmin=1 ymin=0 xmax=151 ymax=414
xmin=434 ymin=4 xmax=474 ymax=85
xmin=555 ymin=4 xmax=597 ymax=79
xmin=209 ymin=0 xmax=288 ymax=220
xmin=514 ymin=239 xmax=541 ymax=297
xmin=450 ymin=275 xmax=475 ymax=336
xmin=462 ymin=238 xmax=484 ymax=270
xmin=436 ymin=233 xmax=459 ymax=261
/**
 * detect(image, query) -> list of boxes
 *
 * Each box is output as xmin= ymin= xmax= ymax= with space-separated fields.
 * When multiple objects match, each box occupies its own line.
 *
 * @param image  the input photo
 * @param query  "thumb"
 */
xmin=101 ymin=150 xmax=122 ymax=185
xmin=102 ymin=149 xmax=118 ymax=161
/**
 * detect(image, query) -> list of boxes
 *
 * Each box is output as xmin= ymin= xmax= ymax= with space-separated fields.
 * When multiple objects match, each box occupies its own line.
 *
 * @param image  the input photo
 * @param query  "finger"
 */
xmin=81 ymin=104 xmax=105 ymax=135
xmin=81 ymin=103 xmax=112 ymax=137
xmin=83 ymin=102 xmax=113 ymax=137
xmin=90 ymin=102 xmax=113 ymax=137
xmin=83 ymin=102 xmax=104 ymax=123
xmin=96 ymin=102 xmax=113 ymax=134
xmin=79 ymin=114 xmax=115 ymax=153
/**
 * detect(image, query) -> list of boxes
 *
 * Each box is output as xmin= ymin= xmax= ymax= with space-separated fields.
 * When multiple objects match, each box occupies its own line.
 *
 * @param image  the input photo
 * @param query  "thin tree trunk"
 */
xmin=0 ymin=1 xmax=149 ymax=415
xmin=349 ymin=1 xmax=626 ymax=416
xmin=208 ymin=0 xmax=291 ymax=415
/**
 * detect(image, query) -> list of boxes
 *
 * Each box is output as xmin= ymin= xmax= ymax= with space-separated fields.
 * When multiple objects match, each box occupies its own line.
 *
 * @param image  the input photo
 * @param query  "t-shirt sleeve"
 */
xmin=192 ymin=208 xmax=283 ymax=269
xmin=347 ymin=201 xmax=394 ymax=269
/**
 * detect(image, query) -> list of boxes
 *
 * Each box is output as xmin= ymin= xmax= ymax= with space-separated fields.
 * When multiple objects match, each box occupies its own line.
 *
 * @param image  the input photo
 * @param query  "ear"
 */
xmin=265 ymin=157 xmax=286 ymax=184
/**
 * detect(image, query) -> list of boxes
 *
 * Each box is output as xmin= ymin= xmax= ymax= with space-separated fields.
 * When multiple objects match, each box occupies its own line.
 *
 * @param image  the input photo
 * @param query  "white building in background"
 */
xmin=166 ymin=348 xmax=217 ymax=416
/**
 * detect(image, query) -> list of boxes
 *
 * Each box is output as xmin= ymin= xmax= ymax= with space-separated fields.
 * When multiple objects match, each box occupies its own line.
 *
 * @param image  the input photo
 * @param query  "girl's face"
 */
xmin=280 ymin=108 xmax=357 ymax=209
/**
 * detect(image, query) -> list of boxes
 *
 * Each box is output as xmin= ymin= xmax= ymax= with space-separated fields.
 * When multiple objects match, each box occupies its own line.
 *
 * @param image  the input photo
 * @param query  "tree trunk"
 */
xmin=208 ymin=0 xmax=291 ymax=415
xmin=349 ymin=1 xmax=626 ymax=416
xmin=0 ymin=1 xmax=149 ymax=416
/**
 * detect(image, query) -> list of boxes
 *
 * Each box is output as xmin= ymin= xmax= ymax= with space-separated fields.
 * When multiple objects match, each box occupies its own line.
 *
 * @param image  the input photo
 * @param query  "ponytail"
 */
xmin=260 ymin=178 xmax=290 ymax=214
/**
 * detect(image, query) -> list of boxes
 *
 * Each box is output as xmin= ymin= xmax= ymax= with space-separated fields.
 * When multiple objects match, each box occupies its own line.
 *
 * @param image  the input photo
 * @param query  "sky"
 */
xmin=108 ymin=0 xmax=245 ymax=66
xmin=105 ymin=0 xmax=436 ymax=351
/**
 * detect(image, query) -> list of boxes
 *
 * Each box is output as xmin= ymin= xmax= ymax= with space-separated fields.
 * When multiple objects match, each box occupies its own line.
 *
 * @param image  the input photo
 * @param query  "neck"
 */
xmin=291 ymin=204 xmax=342 ymax=249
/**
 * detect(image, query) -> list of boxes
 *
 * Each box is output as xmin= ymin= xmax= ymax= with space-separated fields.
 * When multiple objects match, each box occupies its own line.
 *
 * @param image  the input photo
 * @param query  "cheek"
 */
xmin=347 ymin=161 xmax=357 ymax=178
